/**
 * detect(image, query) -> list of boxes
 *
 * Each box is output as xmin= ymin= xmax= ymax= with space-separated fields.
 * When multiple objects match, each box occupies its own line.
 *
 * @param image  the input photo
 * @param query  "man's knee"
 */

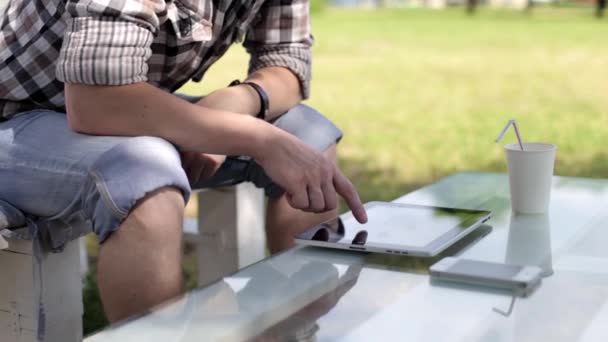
xmin=86 ymin=136 xmax=190 ymax=243
xmin=125 ymin=186 xmax=185 ymax=239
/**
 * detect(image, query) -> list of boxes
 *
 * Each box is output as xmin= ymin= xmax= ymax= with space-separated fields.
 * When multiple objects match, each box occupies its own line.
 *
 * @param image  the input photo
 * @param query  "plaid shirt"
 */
xmin=0 ymin=0 xmax=312 ymax=121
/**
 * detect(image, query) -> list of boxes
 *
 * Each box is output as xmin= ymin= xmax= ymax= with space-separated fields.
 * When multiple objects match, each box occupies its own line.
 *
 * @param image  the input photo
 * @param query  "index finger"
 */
xmin=333 ymin=169 xmax=368 ymax=223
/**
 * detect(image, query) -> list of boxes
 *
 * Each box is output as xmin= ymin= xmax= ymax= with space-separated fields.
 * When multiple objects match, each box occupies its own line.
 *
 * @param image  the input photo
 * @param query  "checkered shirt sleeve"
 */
xmin=56 ymin=0 xmax=166 ymax=85
xmin=244 ymin=0 xmax=313 ymax=99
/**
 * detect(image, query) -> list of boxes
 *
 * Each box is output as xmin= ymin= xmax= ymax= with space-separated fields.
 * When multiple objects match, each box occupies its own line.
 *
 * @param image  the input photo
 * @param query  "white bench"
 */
xmin=0 ymin=238 xmax=83 ymax=342
xmin=190 ymin=183 xmax=266 ymax=286
xmin=1 ymin=183 xmax=265 ymax=342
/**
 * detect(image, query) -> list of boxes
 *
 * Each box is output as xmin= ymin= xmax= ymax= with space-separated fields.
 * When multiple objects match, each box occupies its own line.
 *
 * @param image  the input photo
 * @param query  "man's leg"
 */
xmin=97 ymin=187 xmax=185 ymax=322
xmin=265 ymin=145 xmax=339 ymax=253
xmin=88 ymin=137 xmax=191 ymax=322
xmin=2 ymin=111 xmax=190 ymax=321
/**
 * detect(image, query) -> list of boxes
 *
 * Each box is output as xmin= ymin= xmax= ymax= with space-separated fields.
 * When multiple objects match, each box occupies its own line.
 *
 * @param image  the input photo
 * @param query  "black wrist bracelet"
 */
xmin=229 ymin=79 xmax=269 ymax=120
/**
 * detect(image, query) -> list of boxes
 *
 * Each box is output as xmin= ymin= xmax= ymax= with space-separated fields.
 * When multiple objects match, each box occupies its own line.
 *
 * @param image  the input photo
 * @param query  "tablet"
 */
xmin=295 ymin=202 xmax=492 ymax=257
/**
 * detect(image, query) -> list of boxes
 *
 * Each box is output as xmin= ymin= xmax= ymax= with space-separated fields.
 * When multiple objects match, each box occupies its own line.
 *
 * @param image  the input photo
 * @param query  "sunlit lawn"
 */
xmin=181 ymin=7 xmax=608 ymax=203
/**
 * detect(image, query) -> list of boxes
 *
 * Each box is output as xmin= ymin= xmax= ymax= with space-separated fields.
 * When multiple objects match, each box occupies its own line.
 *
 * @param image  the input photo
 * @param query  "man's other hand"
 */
xmin=256 ymin=132 xmax=368 ymax=224
xmin=180 ymin=152 xmax=226 ymax=184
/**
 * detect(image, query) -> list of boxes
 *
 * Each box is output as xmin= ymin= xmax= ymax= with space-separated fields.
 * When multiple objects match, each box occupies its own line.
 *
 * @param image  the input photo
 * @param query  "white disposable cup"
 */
xmin=505 ymin=142 xmax=556 ymax=214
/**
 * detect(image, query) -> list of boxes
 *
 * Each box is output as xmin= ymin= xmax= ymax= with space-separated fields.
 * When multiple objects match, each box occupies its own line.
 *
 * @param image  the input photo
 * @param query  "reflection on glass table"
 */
xmin=249 ymin=263 xmax=362 ymax=342
xmin=506 ymin=213 xmax=553 ymax=277
xmin=86 ymin=172 xmax=608 ymax=342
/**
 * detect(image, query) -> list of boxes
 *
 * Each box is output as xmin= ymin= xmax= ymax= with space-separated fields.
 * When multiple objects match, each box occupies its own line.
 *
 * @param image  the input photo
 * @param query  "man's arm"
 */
xmin=207 ymin=0 xmax=314 ymax=119
xmin=199 ymin=0 xmax=313 ymax=118
xmin=197 ymin=66 xmax=302 ymax=119
xmin=65 ymin=83 xmax=272 ymax=157
xmin=246 ymin=67 xmax=303 ymax=114
xmin=66 ymin=83 xmax=367 ymax=223
xmin=182 ymin=66 xmax=301 ymax=182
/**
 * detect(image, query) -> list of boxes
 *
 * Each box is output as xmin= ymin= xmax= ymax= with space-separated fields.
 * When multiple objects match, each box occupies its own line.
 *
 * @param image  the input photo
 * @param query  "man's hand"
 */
xmin=255 ymin=130 xmax=368 ymax=224
xmin=180 ymin=152 xmax=226 ymax=184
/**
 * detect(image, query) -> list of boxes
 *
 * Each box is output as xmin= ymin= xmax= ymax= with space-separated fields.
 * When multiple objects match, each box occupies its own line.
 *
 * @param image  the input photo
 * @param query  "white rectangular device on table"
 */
xmin=294 ymin=201 xmax=492 ymax=257
xmin=430 ymin=257 xmax=543 ymax=294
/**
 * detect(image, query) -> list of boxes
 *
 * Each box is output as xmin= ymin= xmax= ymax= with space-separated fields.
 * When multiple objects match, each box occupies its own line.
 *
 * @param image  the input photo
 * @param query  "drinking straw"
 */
xmin=496 ymin=119 xmax=525 ymax=151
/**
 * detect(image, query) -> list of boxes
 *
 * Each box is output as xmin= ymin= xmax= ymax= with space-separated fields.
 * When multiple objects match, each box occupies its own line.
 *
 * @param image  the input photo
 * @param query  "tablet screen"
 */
xmin=296 ymin=202 xmax=490 ymax=250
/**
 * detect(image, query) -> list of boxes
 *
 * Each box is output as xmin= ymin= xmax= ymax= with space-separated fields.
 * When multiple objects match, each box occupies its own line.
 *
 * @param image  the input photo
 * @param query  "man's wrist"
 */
xmin=229 ymin=80 xmax=268 ymax=120
xmin=245 ymin=116 xmax=279 ymax=161
xmin=231 ymin=84 xmax=262 ymax=116
xmin=198 ymin=86 xmax=260 ymax=116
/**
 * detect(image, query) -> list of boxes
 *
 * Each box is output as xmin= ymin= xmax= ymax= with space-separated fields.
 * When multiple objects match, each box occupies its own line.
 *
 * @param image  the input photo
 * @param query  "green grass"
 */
xmin=181 ymin=7 xmax=608 ymax=202
xmin=84 ymin=7 xmax=608 ymax=335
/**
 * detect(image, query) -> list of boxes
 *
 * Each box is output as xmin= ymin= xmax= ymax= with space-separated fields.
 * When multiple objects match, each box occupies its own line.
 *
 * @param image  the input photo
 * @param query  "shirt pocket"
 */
xmin=166 ymin=0 xmax=213 ymax=43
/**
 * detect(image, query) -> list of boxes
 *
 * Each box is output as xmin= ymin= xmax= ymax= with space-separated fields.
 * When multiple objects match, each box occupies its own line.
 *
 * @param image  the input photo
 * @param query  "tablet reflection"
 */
xmin=300 ymin=217 xmax=344 ymax=243
xmin=304 ymin=217 xmax=368 ymax=246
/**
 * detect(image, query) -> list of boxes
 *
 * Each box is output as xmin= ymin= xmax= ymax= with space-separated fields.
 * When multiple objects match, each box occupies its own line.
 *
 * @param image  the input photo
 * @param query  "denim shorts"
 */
xmin=0 ymin=99 xmax=342 ymax=250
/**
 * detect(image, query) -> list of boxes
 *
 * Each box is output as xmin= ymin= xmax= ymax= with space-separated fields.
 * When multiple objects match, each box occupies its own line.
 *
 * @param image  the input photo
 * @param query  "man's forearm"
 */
xmin=247 ymin=66 xmax=302 ymax=117
xmin=199 ymin=66 xmax=302 ymax=120
xmin=65 ymin=83 xmax=278 ymax=158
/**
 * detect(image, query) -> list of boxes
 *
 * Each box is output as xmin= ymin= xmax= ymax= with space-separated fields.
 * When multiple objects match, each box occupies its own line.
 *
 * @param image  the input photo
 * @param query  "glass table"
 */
xmin=85 ymin=172 xmax=608 ymax=342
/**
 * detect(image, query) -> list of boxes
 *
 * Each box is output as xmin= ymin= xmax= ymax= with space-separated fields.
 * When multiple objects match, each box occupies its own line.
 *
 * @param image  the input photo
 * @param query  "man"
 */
xmin=0 ymin=0 xmax=367 ymax=322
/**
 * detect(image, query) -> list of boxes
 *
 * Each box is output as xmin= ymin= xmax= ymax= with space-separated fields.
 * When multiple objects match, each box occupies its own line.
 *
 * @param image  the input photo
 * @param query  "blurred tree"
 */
xmin=525 ymin=0 xmax=534 ymax=13
xmin=597 ymin=0 xmax=606 ymax=17
xmin=374 ymin=0 xmax=390 ymax=7
xmin=466 ymin=0 xmax=478 ymax=14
